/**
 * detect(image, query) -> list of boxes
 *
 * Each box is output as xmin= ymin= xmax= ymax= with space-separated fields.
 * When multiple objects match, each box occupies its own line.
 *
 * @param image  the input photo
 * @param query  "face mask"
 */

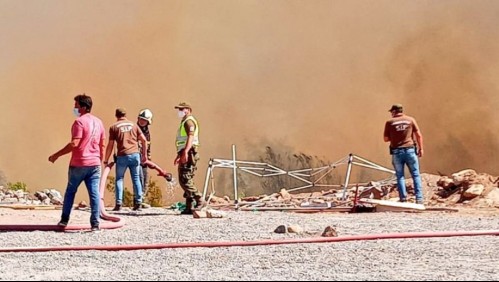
xmin=177 ymin=110 xmax=186 ymax=119
xmin=73 ymin=108 xmax=81 ymax=118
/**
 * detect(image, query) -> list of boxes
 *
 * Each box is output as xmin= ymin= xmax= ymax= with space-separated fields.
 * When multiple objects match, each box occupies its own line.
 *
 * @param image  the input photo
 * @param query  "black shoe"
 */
xmin=57 ymin=220 xmax=68 ymax=227
xmin=112 ymin=204 xmax=122 ymax=211
xmin=132 ymin=204 xmax=142 ymax=211
xmin=180 ymin=209 xmax=193 ymax=215
xmin=91 ymin=225 xmax=101 ymax=232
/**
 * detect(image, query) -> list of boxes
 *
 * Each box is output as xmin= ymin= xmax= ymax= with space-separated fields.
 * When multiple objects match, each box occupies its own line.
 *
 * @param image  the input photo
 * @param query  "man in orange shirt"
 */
xmin=383 ymin=104 xmax=424 ymax=204
xmin=104 ymin=108 xmax=148 ymax=211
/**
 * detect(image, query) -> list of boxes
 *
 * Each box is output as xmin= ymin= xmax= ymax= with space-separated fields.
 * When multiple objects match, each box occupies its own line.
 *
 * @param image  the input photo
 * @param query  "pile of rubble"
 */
xmin=207 ymin=169 xmax=499 ymax=209
xmin=0 ymin=186 xmax=63 ymax=206
xmin=421 ymin=169 xmax=499 ymax=208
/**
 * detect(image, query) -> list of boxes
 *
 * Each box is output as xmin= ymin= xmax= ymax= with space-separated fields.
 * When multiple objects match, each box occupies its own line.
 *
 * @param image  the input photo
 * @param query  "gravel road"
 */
xmin=0 ymin=208 xmax=498 ymax=281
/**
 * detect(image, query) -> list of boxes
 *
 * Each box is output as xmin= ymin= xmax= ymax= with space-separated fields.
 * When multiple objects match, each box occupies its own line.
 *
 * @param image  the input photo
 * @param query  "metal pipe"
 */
xmin=341 ymin=154 xmax=354 ymax=201
xmin=202 ymin=159 xmax=214 ymax=200
xmin=351 ymin=162 xmax=395 ymax=174
xmin=232 ymin=144 xmax=238 ymax=205
xmin=353 ymin=155 xmax=395 ymax=173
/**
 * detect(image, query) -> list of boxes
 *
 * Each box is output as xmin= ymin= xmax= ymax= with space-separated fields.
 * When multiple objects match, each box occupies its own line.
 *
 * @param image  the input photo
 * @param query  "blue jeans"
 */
xmin=115 ymin=153 xmax=143 ymax=205
xmin=391 ymin=147 xmax=423 ymax=201
xmin=61 ymin=166 xmax=101 ymax=227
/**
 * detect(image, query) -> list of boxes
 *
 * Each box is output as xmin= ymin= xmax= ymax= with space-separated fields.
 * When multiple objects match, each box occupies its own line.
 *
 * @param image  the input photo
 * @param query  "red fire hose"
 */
xmin=0 ymin=229 xmax=497 ymax=253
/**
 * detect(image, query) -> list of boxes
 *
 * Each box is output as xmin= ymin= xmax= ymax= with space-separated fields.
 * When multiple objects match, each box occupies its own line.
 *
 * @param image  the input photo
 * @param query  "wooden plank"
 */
xmin=238 ymin=206 xmax=351 ymax=212
xmin=358 ymin=198 xmax=426 ymax=211
xmin=0 ymin=205 xmax=62 ymax=210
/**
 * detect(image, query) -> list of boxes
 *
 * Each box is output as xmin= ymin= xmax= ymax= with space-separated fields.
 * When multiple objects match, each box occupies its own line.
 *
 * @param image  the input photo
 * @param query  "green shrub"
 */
xmin=144 ymin=179 xmax=163 ymax=207
xmin=105 ymin=176 xmax=133 ymax=207
xmin=7 ymin=181 xmax=28 ymax=192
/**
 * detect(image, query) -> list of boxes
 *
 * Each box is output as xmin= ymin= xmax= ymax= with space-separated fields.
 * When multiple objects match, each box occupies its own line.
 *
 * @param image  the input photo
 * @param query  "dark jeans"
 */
xmin=61 ymin=166 xmax=101 ymax=227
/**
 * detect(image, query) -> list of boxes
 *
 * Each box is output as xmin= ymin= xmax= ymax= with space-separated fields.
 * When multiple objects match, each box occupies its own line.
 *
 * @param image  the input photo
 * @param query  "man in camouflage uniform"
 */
xmin=173 ymin=102 xmax=204 ymax=215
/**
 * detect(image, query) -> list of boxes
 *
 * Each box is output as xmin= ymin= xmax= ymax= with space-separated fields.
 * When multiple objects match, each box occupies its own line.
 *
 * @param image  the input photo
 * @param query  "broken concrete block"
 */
xmin=206 ymin=210 xmax=225 ymax=218
xmin=279 ymin=189 xmax=292 ymax=200
xmin=193 ymin=210 xmax=207 ymax=218
xmin=451 ymin=169 xmax=477 ymax=186
xmin=462 ymin=184 xmax=484 ymax=199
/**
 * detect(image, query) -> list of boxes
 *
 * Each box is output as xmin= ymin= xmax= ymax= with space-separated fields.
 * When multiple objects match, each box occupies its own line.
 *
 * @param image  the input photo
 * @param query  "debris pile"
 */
xmin=0 ymin=186 xmax=63 ymax=206
xmin=207 ymin=169 xmax=499 ymax=209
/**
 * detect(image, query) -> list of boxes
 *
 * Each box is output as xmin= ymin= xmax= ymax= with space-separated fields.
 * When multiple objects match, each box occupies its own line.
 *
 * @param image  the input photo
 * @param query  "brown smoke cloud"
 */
xmin=1 ymin=1 xmax=498 ymax=201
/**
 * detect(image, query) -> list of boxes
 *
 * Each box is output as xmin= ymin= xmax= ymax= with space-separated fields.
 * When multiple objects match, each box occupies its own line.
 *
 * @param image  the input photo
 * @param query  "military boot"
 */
xmin=181 ymin=198 xmax=193 ymax=215
xmin=193 ymin=196 xmax=205 ymax=210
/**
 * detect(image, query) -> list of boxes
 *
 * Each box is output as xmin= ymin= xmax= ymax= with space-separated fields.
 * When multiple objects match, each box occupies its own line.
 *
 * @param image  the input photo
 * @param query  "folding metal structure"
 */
xmin=202 ymin=145 xmax=396 ymax=203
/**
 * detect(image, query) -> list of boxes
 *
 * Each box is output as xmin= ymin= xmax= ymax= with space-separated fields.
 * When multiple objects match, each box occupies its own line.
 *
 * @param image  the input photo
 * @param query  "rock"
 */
xmin=485 ymin=188 xmax=499 ymax=205
xmin=14 ymin=190 xmax=26 ymax=199
xmin=274 ymin=225 xmax=288 ymax=234
xmin=287 ymin=225 xmax=303 ymax=234
xmin=47 ymin=189 xmax=62 ymax=200
xmin=210 ymin=195 xmax=229 ymax=204
xmin=451 ymin=169 xmax=477 ymax=186
xmin=34 ymin=192 xmax=48 ymax=201
xmin=78 ymin=201 xmax=88 ymax=208
xmin=322 ymin=226 xmax=338 ymax=237
xmin=462 ymin=184 xmax=485 ymax=199
xmin=193 ymin=210 xmax=207 ymax=218
xmin=279 ymin=189 xmax=292 ymax=200
xmin=437 ymin=176 xmax=455 ymax=190
xmin=2 ymin=197 xmax=18 ymax=203
xmin=50 ymin=197 xmax=63 ymax=205
xmin=206 ymin=210 xmax=225 ymax=218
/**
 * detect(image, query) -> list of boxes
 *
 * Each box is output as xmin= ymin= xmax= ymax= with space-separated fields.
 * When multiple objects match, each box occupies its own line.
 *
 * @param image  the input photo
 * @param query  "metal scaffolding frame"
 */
xmin=202 ymin=145 xmax=396 ymax=202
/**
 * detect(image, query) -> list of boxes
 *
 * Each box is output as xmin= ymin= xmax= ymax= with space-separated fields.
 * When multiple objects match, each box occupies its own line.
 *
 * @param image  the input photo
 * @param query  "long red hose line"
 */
xmin=0 ymin=162 xmax=497 ymax=253
xmin=0 ymin=230 xmax=498 ymax=253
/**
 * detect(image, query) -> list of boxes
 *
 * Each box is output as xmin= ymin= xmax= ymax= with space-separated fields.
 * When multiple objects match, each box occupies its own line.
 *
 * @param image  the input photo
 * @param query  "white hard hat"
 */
xmin=138 ymin=108 xmax=153 ymax=125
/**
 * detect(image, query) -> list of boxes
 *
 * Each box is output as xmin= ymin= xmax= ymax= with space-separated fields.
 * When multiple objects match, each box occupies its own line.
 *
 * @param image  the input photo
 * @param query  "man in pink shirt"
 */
xmin=49 ymin=94 xmax=106 ymax=231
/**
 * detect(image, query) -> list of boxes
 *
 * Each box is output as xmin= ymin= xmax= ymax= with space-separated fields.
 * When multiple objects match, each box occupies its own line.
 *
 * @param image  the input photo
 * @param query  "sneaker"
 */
xmin=400 ymin=199 xmax=407 ymax=203
xmin=141 ymin=203 xmax=151 ymax=209
xmin=416 ymin=200 xmax=425 ymax=205
xmin=132 ymin=204 xmax=142 ymax=211
xmin=91 ymin=226 xmax=101 ymax=232
xmin=57 ymin=220 xmax=68 ymax=227
xmin=112 ymin=204 xmax=122 ymax=211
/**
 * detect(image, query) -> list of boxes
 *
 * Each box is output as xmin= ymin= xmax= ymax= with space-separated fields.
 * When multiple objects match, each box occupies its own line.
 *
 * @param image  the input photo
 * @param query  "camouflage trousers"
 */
xmin=178 ymin=149 xmax=202 ymax=200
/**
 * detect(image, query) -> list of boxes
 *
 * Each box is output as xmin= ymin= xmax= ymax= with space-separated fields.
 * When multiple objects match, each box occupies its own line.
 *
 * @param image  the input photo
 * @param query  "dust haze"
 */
xmin=1 ymin=0 xmax=498 ymax=199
